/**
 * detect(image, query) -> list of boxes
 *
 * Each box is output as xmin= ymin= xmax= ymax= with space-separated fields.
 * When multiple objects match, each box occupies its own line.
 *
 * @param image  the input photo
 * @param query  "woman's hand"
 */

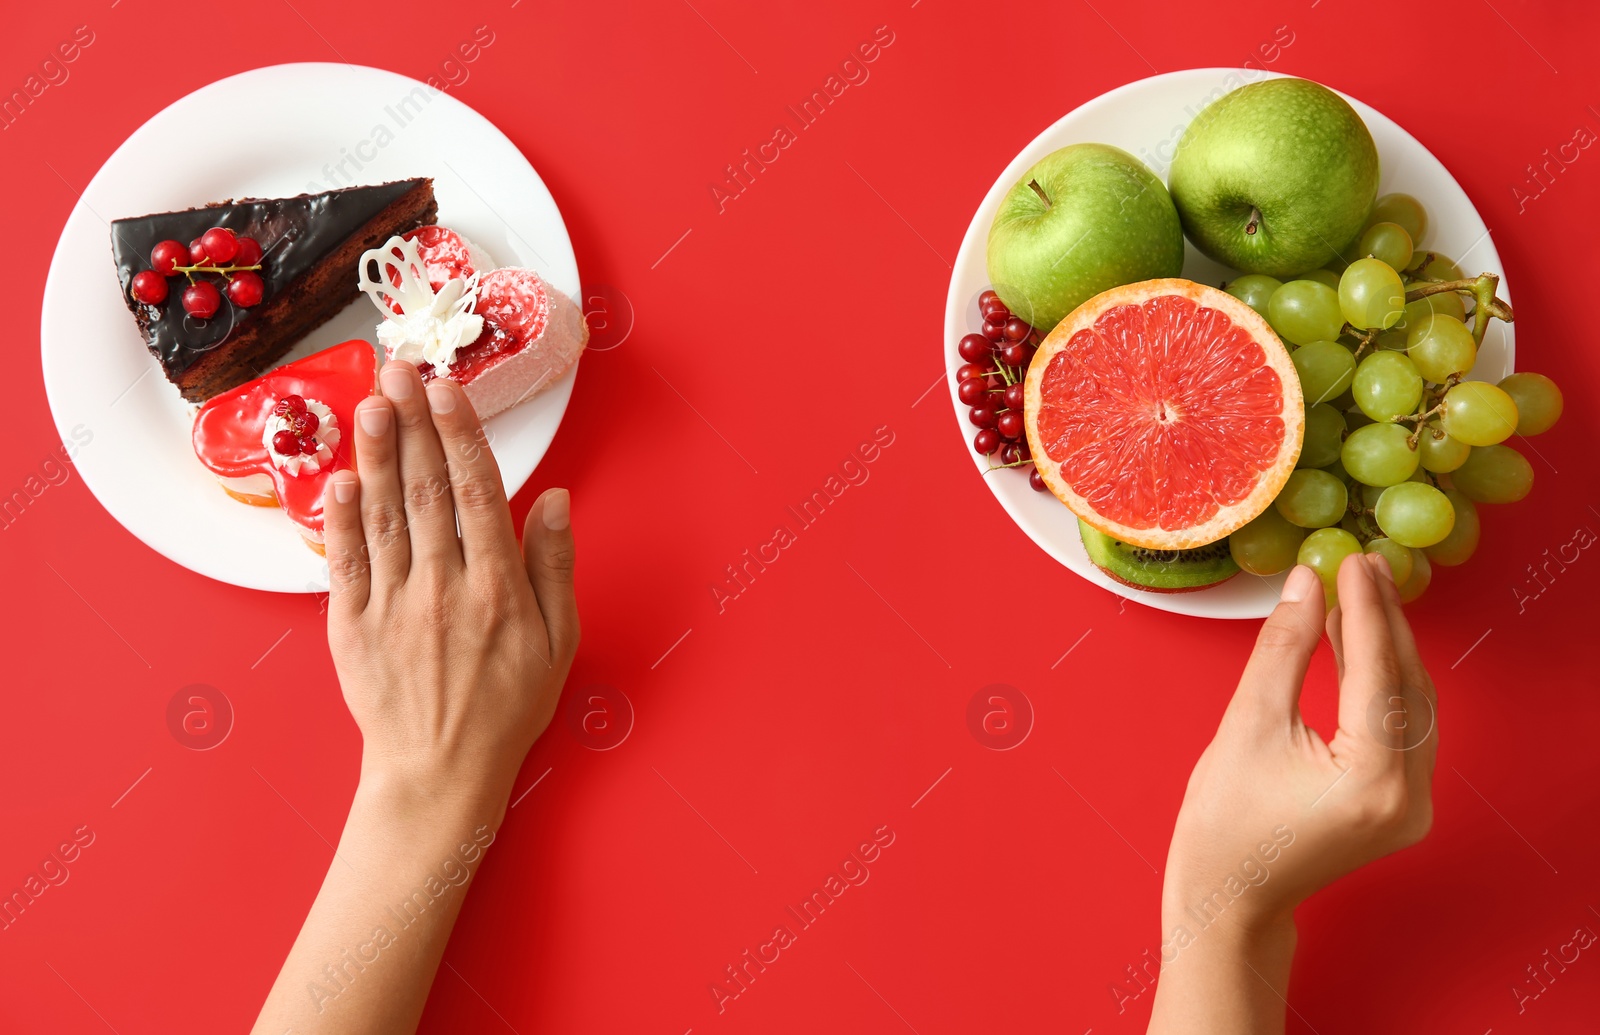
xmin=323 ymin=360 xmax=579 ymax=820
xmin=253 ymin=361 xmax=577 ymax=1035
xmin=1148 ymin=552 xmax=1437 ymax=1033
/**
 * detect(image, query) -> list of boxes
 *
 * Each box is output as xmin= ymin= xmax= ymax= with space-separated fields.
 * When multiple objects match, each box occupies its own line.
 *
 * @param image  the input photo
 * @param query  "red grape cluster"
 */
xmin=958 ymin=289 xmax=1047 ymax=492
xmin=269 ymin=395 xmax=322 ymax=456
xmin=129 ymin=226 xmax=266 ymax=318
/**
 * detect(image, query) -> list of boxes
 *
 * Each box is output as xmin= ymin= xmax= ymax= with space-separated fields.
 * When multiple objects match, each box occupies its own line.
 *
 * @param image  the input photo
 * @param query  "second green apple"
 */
xmin=1169 ymin=78 xmax=1379 ymax=277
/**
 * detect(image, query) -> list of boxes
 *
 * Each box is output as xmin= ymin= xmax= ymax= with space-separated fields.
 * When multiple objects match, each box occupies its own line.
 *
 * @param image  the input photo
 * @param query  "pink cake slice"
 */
xmin=360 ymin=227 xmax=586 ymax=420
xmin=420 ymin=266 xmax=588 ymax=419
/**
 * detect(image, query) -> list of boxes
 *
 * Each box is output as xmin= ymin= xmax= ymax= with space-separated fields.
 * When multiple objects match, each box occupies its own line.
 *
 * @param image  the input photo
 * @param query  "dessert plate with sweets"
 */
xmin=41 ymin=63 xmax=585 ymax=592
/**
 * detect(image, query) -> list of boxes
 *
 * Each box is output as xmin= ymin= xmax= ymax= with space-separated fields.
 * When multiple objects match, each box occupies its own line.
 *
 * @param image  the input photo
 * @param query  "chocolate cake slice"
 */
xmin=112 ymin=179 xmax=436 ymax=401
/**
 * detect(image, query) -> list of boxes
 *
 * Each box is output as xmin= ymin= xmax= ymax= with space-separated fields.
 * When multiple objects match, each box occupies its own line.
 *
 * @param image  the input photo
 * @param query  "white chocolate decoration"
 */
xmin=358 ymin=235 xmax=485 ymax=372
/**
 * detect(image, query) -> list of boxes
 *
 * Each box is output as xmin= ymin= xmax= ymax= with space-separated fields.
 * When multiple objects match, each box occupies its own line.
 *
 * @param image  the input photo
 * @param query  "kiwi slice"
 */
xmin=1078 ymin=520 xmax=1240 ymax=593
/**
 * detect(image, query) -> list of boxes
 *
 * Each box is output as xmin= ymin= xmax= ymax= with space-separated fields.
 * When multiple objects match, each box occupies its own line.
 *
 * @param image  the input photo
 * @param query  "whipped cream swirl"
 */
xmin=262 ymin=399 xmax=339 ymax=475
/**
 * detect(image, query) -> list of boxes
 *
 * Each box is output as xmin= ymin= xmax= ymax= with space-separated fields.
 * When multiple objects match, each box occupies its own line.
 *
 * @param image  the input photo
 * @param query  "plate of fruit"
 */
xmin=41 ymin=64 xmax=586 ymax=593
xmin=946 ymin=68 xmax=1562 ymax=619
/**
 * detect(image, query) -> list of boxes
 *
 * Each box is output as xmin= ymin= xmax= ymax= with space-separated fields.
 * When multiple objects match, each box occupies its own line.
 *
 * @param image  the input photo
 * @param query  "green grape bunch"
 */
xmin=1223 ymin=193 xmax=1565 ymax=606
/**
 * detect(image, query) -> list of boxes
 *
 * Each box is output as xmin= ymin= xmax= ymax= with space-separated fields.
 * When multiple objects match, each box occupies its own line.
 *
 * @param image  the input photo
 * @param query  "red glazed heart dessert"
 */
xmin=191 ymin=339 xmax=377 ymax=553
xmin=358 ymin=229 xmax=586 ymax=419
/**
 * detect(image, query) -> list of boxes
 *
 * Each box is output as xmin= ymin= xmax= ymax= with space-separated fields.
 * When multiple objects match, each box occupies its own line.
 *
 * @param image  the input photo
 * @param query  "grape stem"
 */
xmin=1343 ymin=324 xmax=1380 ymax=359
xmin=1390 ymin=403 xmax=1445 ymax=426
xmin=1390 ymin=402 xmax=1446 ymax=447
xmin=1404 ymin=272 xmax=1512 ymax=345
xmin=1344 ymin=493 xmax=1378 ymax=543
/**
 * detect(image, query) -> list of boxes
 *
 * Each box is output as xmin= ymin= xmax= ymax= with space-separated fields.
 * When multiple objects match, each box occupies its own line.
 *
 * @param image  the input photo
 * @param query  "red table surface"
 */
xmin=5 ymin=1 xmax=1599 ymax=1031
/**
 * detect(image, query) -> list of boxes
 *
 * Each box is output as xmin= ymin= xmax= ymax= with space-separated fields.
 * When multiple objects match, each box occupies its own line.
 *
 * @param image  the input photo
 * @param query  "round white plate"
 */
xmin=41 ymin=62 xmax=581 ymax=593
xmin=944 ymin=68 xmax=1512 ymax=619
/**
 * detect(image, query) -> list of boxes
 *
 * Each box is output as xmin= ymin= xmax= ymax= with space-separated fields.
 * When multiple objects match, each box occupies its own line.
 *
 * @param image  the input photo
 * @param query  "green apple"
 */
xmin=1169 ymin=78 xmax=1379 ymax=277
xmin=986 ymin=143 xmax=1183 ymax=333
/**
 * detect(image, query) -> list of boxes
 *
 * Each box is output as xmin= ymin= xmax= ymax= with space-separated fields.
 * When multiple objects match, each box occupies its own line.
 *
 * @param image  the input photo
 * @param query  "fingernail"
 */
xmin=426 ymin=380 xmax=456 ymax=413
xmin=358 ymin=403 xmax=390 ymax=436
xmin=1282 ymin=565 xmax=1318 ymax=603
xmin=541 ymin=488 xmax=570 ymax=530
xmin=332 ymin=473 xmax=356 ymax=504
xmin=380 ymin=364 xmax=414 ymax=400
xmin=1368 ymin=552 xmax=1394 ymax=583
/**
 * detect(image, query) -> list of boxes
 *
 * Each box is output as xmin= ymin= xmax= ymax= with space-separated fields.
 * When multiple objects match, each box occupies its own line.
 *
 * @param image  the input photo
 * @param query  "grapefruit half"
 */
xmin=1023 ymin=279 xmax=1302 ymax=551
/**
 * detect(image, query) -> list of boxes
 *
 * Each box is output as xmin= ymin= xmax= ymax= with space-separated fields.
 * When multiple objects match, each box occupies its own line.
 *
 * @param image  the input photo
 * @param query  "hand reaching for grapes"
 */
xmin=1147 ymin=552 xmax=1437 ymax=1033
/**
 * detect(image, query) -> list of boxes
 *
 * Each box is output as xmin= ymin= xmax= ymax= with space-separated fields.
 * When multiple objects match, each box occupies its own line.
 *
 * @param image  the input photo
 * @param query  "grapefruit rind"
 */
xmin=1023 ymin=278 xmax=1303 ymax=551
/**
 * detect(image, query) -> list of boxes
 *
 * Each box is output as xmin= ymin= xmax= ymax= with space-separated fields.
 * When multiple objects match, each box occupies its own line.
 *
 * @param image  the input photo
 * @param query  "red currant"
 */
xmin=974 ymin=428 xmax=1000 ymax=455
xmin=1000 ymin=443 xmax=1021 ymax=465
xmin=1003 ymin=383 xmax=1025 ymax=411
xmin=969 ymin=406 xmax=998 ymax=429
xmin=957 ymin=377 xmax=989 ymax=407
xmin=1030 ymin=469 xmax=1048 ymax=492
xmin=201 ymin=227 xmax=239 ymax=264
xmin=297 ymin=434 xmax=319 ymax=455
xmin=273 ymin=394 xmax=308 ymax=417
xmin=981 ymin=318 xmax=1006 ymax=343
xmin=181 ymin=281 xmax=221 ymax=318
xmin=978 ymin=289 xmax=999 ymax=309
xmin=955 ymin=362 xmax=993 ymax=383
xmin=997 ymin=411 xmax=1024 ymax=440
xmin=189 ymin=238 xmax=209 ymax=265
xmin=151 ymin=240 xmax=188 ymax=276
xmin=130 ymin=270 xmax=168 ymax=305
xmin=957 ymin=333 xmax=992 ymax=364
xmin=1003 ymin=317 xmax=1031 ymax=342
xmin=296 ymin=411 xmax=320 ymax=437
xmin=1000 ymin=343 xmax=1030 ymax=368
xmin=233 ymin=236 xmax=263 ymax=267
xmin=272 ymin=429 xmax=300 ymax=455
xmin=226 ymin=270 xmax=264 ymax=307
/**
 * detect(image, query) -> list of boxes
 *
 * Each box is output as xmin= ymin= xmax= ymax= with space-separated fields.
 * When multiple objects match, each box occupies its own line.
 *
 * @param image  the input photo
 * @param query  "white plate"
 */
xmin=41 ymin=63 xmax=581 ymax=593
xmin=944 ymin=68 xmax=1512 ymax=620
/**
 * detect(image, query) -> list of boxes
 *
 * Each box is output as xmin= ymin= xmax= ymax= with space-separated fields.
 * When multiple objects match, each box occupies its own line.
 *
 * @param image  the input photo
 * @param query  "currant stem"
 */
xmin=173 ymin=262 xmax=263 ymax=276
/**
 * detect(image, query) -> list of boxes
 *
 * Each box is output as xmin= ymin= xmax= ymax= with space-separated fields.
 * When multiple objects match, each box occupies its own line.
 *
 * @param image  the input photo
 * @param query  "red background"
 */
xmin=5 ymin=1 xmax=1599 ymax=1031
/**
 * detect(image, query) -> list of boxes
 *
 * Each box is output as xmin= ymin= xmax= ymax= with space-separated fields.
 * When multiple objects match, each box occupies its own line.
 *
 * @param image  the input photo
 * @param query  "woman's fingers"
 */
xmin=353 ymin=397 xmax=410 ymax=588
xmin=380 ymin=362 xmax=461 ymax=573
xmin=1325 ymin=603 xmax=1346 ymax=684
xmin=424 ymin=380 xmax=518 ymax=571
xmin=1232 ymin=564 xmax=1325 ymax=725
xmin=1333 ymin=551 xmax=1405 ymax=758
xmin=523 ymin=489 xmax=579 ymax=664
xmin=322 ymin=470 xmax=369 ymax=614
xmin=1370 ymin=554 xmax=1432 ymax=706
xmin=1370 ymin=554 xmax=1440 ymax=777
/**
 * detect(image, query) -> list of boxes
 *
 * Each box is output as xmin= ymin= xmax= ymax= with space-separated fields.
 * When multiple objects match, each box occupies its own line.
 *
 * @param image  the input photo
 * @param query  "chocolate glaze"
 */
xmin=111 ymin=180 xmax=428 ymax=375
